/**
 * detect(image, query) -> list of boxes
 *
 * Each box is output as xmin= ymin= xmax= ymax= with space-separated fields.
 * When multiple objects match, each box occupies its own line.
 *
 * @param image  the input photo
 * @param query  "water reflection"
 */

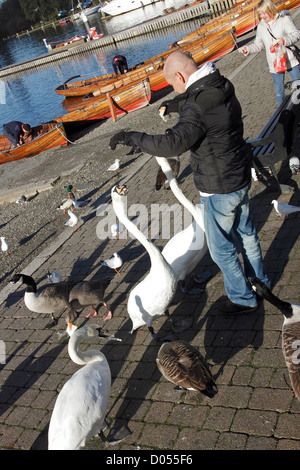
xmin=0 ymin=0 xmax=210 ymax=126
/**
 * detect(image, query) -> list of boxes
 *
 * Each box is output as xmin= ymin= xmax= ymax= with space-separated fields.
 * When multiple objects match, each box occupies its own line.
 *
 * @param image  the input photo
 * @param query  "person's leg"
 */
xmin=272 ymin=72 xmax=285 ymax=106
xmin=288 ymin=64 xmax=300 ymax=82
xmin=232 ymin=189 xmax=270 ymax=287
xmin=200 ymin=186 xmax=258 ymax=308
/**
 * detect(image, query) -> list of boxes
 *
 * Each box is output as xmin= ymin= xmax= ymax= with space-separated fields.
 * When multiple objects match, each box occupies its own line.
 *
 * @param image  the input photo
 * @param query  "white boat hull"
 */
xmin=99 ymin=0 xmax=162 ymax=16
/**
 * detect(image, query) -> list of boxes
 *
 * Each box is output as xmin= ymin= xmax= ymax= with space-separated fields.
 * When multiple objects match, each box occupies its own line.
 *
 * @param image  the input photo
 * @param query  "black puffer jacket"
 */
xmin=126 ymin=69 xmax=252 ymax=194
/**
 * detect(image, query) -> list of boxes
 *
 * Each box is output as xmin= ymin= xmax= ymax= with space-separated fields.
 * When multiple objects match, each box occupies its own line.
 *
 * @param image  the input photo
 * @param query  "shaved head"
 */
xmin=163 ymin=51 xmax=198 ymax=93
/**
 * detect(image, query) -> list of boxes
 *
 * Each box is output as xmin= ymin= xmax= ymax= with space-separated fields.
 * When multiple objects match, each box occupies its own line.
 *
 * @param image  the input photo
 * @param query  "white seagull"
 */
xmin=289 ymin=156 xmax=300 ymax=175
xmin=272 ymin=200 xmax=300 ymax=217
xmin=48 ymin=324 xmax=121 ymax=450
xmin=65 ymin=209 xmax=80 ymax=233
xmin=1 ymin=236 xmax=12 ymax=255
xmin=111 ymin=223 xmax=120 ymax=239
xmin=107 ymin=159 xmax=120 ymax=174
xmin=101 ymin=252 xmax=123 ymax=274
xmin=47 ymin=271 xmax=63 ymax=283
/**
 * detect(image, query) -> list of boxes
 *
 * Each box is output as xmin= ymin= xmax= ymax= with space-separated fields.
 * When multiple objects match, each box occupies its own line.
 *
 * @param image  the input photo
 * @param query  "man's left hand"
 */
xmin=110 ymin=131 xmax=132 ymax=150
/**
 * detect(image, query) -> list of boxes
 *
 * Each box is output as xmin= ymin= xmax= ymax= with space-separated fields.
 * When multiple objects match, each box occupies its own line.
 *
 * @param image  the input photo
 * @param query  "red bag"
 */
xmin=273 ymin=44 xmax=287 ymax=73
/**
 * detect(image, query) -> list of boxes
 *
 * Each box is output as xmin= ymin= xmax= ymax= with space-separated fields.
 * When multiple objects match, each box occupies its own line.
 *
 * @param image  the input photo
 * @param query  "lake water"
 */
xmin=0 ymin=0 xmax=210 ymax=127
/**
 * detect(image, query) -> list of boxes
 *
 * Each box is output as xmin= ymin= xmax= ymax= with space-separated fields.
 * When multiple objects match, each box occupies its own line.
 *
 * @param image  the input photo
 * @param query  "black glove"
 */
xmin=159 ymin=99 xmax=179 ymax=116
xmin=110 ymin=131 xmax=132 ymax=150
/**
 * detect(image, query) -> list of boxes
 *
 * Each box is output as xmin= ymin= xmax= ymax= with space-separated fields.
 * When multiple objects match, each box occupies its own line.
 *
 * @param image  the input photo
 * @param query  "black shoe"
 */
xmin=219 ymin=298 xmax=258 ymax=314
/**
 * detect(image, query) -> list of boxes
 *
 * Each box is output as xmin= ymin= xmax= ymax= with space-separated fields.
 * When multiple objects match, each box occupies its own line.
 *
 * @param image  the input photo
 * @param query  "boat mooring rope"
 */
xmin=55 ymin=124 xmax=76 ymax=145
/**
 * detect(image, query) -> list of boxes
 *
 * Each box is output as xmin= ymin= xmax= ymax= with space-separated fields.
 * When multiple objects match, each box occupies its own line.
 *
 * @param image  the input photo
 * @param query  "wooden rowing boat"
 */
xmin=0 ymin=122 xmax=68 ymax=165
xmin=54 ymin=78 xmax=151 ymax=126
xmin=175 ymin=0 xmax=300 ymax=45
xmin=55 ymin=29 xmax=236 ymax=98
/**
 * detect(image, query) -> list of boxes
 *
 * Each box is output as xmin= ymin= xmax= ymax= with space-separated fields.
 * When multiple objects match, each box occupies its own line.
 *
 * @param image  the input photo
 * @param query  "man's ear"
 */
xmin=175 ymin=71 xmax=186 ymax=85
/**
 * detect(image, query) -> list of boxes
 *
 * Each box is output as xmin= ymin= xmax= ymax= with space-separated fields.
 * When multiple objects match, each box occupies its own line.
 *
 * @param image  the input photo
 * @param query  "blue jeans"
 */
xmin=272 ymin=65 xmax=300 ymax=106
xmin=200 ymin=185 xmax=270 ymax=307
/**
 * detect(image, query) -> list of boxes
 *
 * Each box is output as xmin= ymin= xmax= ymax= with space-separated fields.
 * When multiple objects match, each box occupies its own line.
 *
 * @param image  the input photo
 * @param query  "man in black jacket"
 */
xmin=112 ymin=55 xmax=128 ymax=75
xmin=110 ymin=51 xmax=270 ymax=314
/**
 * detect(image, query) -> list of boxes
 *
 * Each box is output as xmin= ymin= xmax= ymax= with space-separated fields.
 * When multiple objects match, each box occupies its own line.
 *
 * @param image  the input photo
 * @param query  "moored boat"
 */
xmin=174 ymin=0 xmax=300 ymax=45
xmin=54 ymin=78 xmax=151 ymax=126
xmin=55 ymin=28 xmax=236 ymax=97
xmin=43 ymin=36 xmax=87 ymax=53
xmin=99 ymin=0 xmax=163 ymax=17
xmin=0 ymin=122 xmax=68 ymax=165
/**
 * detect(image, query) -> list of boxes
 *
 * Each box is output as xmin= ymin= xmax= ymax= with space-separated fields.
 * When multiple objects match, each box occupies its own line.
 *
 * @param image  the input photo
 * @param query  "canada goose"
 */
xmin=111 ymin=185 xmax=177 ymax=339
xmin=156 ymin=157 xmax=207 ymax=295
xmin=69 ymin=277 xmax=113 ymax=323
xmin=156 ymin=339 xmax=217 ymax=397
xmin=271 ymin=200 xmax=300 ymax=217
xmin=48 ymin=324 xmax=121 ymax=450
xmin=9 ymin=273 xmax=77 ymax=326
xmin=250 ymin=277 xmax=300 ymax=402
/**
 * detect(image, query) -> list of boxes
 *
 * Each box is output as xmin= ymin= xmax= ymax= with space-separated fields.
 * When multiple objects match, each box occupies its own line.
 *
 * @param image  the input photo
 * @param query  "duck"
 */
xmin=69 ymin=277 xmax=113 ymax=323
xmin=101 ymin=252 xmax=123 ymax=274
xmin=65 ymin=209 xmax=80 ymax=233
xmin=111 ymin=184 xmax=178 ymax=339
xmin=155 ymin=157 xmax=180 ymax=190
xmin=48 ymin=324 xmax=121 ymax=450
xmin=9 ymin=273 xmax=77 ymax=327
xmin=58 ymin=186 xmax=87 ymax=213
xmin=156 ymin=157 xmax=207 ymax=295
xmin=271 ymin=199 xmax=300 ymax=217
xmin=1 ymin=236 xmax=12 ymax=255
xmin=249 ymin=277 xmax=300 ymax=402
xmin=156 ymin=339 xmax=217 ymax=397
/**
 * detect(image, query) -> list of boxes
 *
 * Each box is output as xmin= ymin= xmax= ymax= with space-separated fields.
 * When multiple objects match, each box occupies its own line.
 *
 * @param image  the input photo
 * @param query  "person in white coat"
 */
xmin=238 ymin=0 xmax=300 ymax=105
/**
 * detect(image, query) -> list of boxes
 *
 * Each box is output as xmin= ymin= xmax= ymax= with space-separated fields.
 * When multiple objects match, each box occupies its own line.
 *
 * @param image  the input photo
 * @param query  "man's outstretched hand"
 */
xmin=110 ymin=131 xmax=132 ymax=150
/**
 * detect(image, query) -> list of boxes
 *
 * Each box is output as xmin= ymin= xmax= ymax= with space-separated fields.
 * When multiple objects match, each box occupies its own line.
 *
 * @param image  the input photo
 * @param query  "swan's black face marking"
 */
xmin=114 ymin=185 xmax=128 ymax=196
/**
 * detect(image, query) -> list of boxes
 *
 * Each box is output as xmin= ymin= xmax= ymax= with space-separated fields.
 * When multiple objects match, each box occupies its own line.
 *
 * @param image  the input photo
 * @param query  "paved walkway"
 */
xmin=0 ymin=9 xmax=300 ymax=451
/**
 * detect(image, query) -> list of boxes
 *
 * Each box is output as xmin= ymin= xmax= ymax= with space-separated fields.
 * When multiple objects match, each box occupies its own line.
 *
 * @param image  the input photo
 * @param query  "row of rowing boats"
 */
xmin=1 ymin=0 xmax=299 ymax=164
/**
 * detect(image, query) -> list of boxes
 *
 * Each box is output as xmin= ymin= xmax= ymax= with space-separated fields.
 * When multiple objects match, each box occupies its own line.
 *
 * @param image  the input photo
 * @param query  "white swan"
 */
xmin=48 ymin=324 xmax=120 ymax=450
xmin=250 ymin=277 xmax=300 ymax=402
xmin=111 ymin=185 xmax=177 ymax=338
xmin=156 ymin=157 xmax=207 ymax=292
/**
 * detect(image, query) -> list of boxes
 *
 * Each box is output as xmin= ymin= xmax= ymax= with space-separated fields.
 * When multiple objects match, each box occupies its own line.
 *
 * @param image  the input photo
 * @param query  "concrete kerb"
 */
xmin=0 ymin=152 xmax=153 ymax=306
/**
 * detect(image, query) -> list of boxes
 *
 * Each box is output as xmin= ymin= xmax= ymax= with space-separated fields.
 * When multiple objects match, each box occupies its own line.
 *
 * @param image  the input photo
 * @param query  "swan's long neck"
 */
xmin=112 ymin=192 xmax=162 ymax=263
xmin=155 ymin=157 xmax=204 ymax=230
xmin=68 ymin=330 xmax=106 ymax=366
